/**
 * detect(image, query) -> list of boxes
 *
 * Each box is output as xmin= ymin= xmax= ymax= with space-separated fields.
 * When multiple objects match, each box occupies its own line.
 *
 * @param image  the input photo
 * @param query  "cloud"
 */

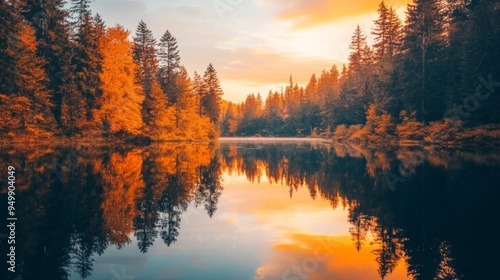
xmin=252 ymin=234 xmax=411 ymax=280
xmin=218 ymin=48 xmax=342 ymax=84
xmin=274 ymin=0 xmax=411 ymax=29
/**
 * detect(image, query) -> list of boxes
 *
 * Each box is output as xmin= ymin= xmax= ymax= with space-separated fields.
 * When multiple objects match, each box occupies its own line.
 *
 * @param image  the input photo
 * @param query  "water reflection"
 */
xmin=0 ymin=141 xmax=498 ymax=280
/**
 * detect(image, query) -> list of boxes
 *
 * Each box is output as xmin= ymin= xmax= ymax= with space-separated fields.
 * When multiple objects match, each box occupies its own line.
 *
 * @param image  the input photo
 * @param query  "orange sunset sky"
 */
xmin=90 ymin=0 xmax=411 ymax=102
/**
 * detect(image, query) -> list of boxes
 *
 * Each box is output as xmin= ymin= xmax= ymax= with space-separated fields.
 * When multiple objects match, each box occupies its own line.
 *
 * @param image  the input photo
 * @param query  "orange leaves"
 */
xmin=95 ymin=25 xmax=144 ymax=135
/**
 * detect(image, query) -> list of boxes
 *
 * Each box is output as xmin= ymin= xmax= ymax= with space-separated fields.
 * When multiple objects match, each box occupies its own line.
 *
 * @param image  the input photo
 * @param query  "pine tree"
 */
xmin=372 ymin=2 xmax=403 ymax=61
xmin=202 ymin=64 xmax=224 ymax=138
xmin=372 ymin=1 xmax=390 ymax=61
xmin=458 ymin=0 xmax=500 ymax=124
xmin=133 ymin=20 xmax=157 ymax=97
xmin=70 ymin=0 xmax=103 ymax=121
xmin=387 ymin=7 xmax=403 ymax=58
xmin=192 ymin=71 xmax=206 ymax=117
xmin=401 ymin=0 xmax=447 ymax=122
xmin=318 ymin=66 xmax=341 ymax=128
xmin=346 ymin=25 xmax=375 ymax=124
xmin=158 ymin=30 xmax=181 ymax=104
xmin=133 ymin=20 xmax=159 ymax=127
xmin=348 ymin=25 xmax=368 ymax=75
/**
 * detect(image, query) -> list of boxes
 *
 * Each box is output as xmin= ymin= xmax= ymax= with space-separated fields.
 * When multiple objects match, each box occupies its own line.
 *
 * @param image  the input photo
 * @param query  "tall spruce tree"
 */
xmin=459 ymin=0 xmax=500 ymax=124
xmin=133 ymin=20 xmax=157 ymax=97
xmin=372 ymin=1 xmax=390 ymax=61
xmin=371 ymin=2 xmax=403 ymax=114
xmin=401 ymin=0 xmax=447 ymax=122
xmin=348 ymin=25 xmax=368 ymax=75
xmin=158 ymin=30 xmax=181 ymax=104
xmin=372 ymin=2 xmax=403 ymax=61
xmin=70 ymin=0 xmax=103 ymax=121
xmin=132 ymin=20 xmax=158 ymax=126
xmin=202 ymin=64 xmax=224 ymax=137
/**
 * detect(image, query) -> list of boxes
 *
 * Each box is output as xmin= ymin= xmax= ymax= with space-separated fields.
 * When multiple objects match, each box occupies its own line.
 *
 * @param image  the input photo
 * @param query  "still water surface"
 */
xmin=1 ymin=140 xmax=499 ymax=280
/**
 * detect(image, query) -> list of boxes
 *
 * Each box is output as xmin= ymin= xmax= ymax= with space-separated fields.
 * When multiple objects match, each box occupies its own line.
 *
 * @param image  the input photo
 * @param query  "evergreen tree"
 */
xmin=132 ymin=20 xmax=158 ymax=126
xmin=202 ymin=63 xmax=224 ymax=137
xmin=70 ymin=0 xmax=103 ymax=121
xmin=348 ymin=25 xmax=368 ymax=75
xmin=192 ymin=71 xmax=206 ymax=117
xmin=370 ymin=3 xmax=403 ymax=115
xmin=158 ymin=30 xmax=181 ymax=104
xmin=372 ymin=2 xmax=403 ymax=61
xmin=400 ymin=0 xmax=447 ymax=122
xmin=318 ymin=66 xmax=341 ymax=129
xmin=387 ymin=7 xmax=403 ymax=58
xmin=458 ymin=0 xmax=500 ymax=124
xmin=133 ymin=20 xmax=157 ymax=97
xmin=372 ymin=1 xmax=390 ymax=61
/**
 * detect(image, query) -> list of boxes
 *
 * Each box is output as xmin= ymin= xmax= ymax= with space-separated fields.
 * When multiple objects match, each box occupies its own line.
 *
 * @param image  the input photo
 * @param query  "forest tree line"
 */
xmin=221 ymin=0 xmax=500 ymax=146
xmin=0 ymin=0 xmax=224 ymax=141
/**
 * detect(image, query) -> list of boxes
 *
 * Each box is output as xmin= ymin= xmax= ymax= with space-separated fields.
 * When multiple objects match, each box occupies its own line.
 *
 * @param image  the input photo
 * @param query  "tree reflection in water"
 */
xmin=0 ymin=142 xmax=498 ymax=279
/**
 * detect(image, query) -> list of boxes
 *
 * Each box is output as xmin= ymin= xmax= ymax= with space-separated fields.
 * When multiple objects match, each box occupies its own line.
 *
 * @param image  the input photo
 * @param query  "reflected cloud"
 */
xmin=254 ymin=234 xmax=408 ymax=280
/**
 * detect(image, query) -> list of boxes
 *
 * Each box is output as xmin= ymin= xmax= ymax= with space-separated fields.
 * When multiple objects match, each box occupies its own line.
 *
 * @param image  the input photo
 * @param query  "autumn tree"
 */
xmin=0 ymin=0 xmax=20 ymax=95
xmin=23 ymin=0 xmax=85 ymax=135
xmin=95 ymin=25 xmax=144 ymax=136
xmin=174 ymin=66 xmax=209 ymax=139
xmin=0 ymin=4 xmax=58 ymax=137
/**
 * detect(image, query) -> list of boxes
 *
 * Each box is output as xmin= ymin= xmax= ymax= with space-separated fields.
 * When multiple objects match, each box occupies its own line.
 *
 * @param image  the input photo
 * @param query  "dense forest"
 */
xmin=221 ymin=0 xmax=500 ymax=147
xmin=0 ymin=0 xmax=224 ymax=142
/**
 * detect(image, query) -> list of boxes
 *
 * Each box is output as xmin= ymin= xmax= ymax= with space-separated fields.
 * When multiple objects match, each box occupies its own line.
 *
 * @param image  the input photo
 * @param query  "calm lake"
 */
xmin=1 ymin=139 xmax=499 ymax=280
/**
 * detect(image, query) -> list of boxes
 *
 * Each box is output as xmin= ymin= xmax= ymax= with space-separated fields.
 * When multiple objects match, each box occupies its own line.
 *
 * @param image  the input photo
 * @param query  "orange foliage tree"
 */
xmin=94 ymin=25 xmax=144 ymax=136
